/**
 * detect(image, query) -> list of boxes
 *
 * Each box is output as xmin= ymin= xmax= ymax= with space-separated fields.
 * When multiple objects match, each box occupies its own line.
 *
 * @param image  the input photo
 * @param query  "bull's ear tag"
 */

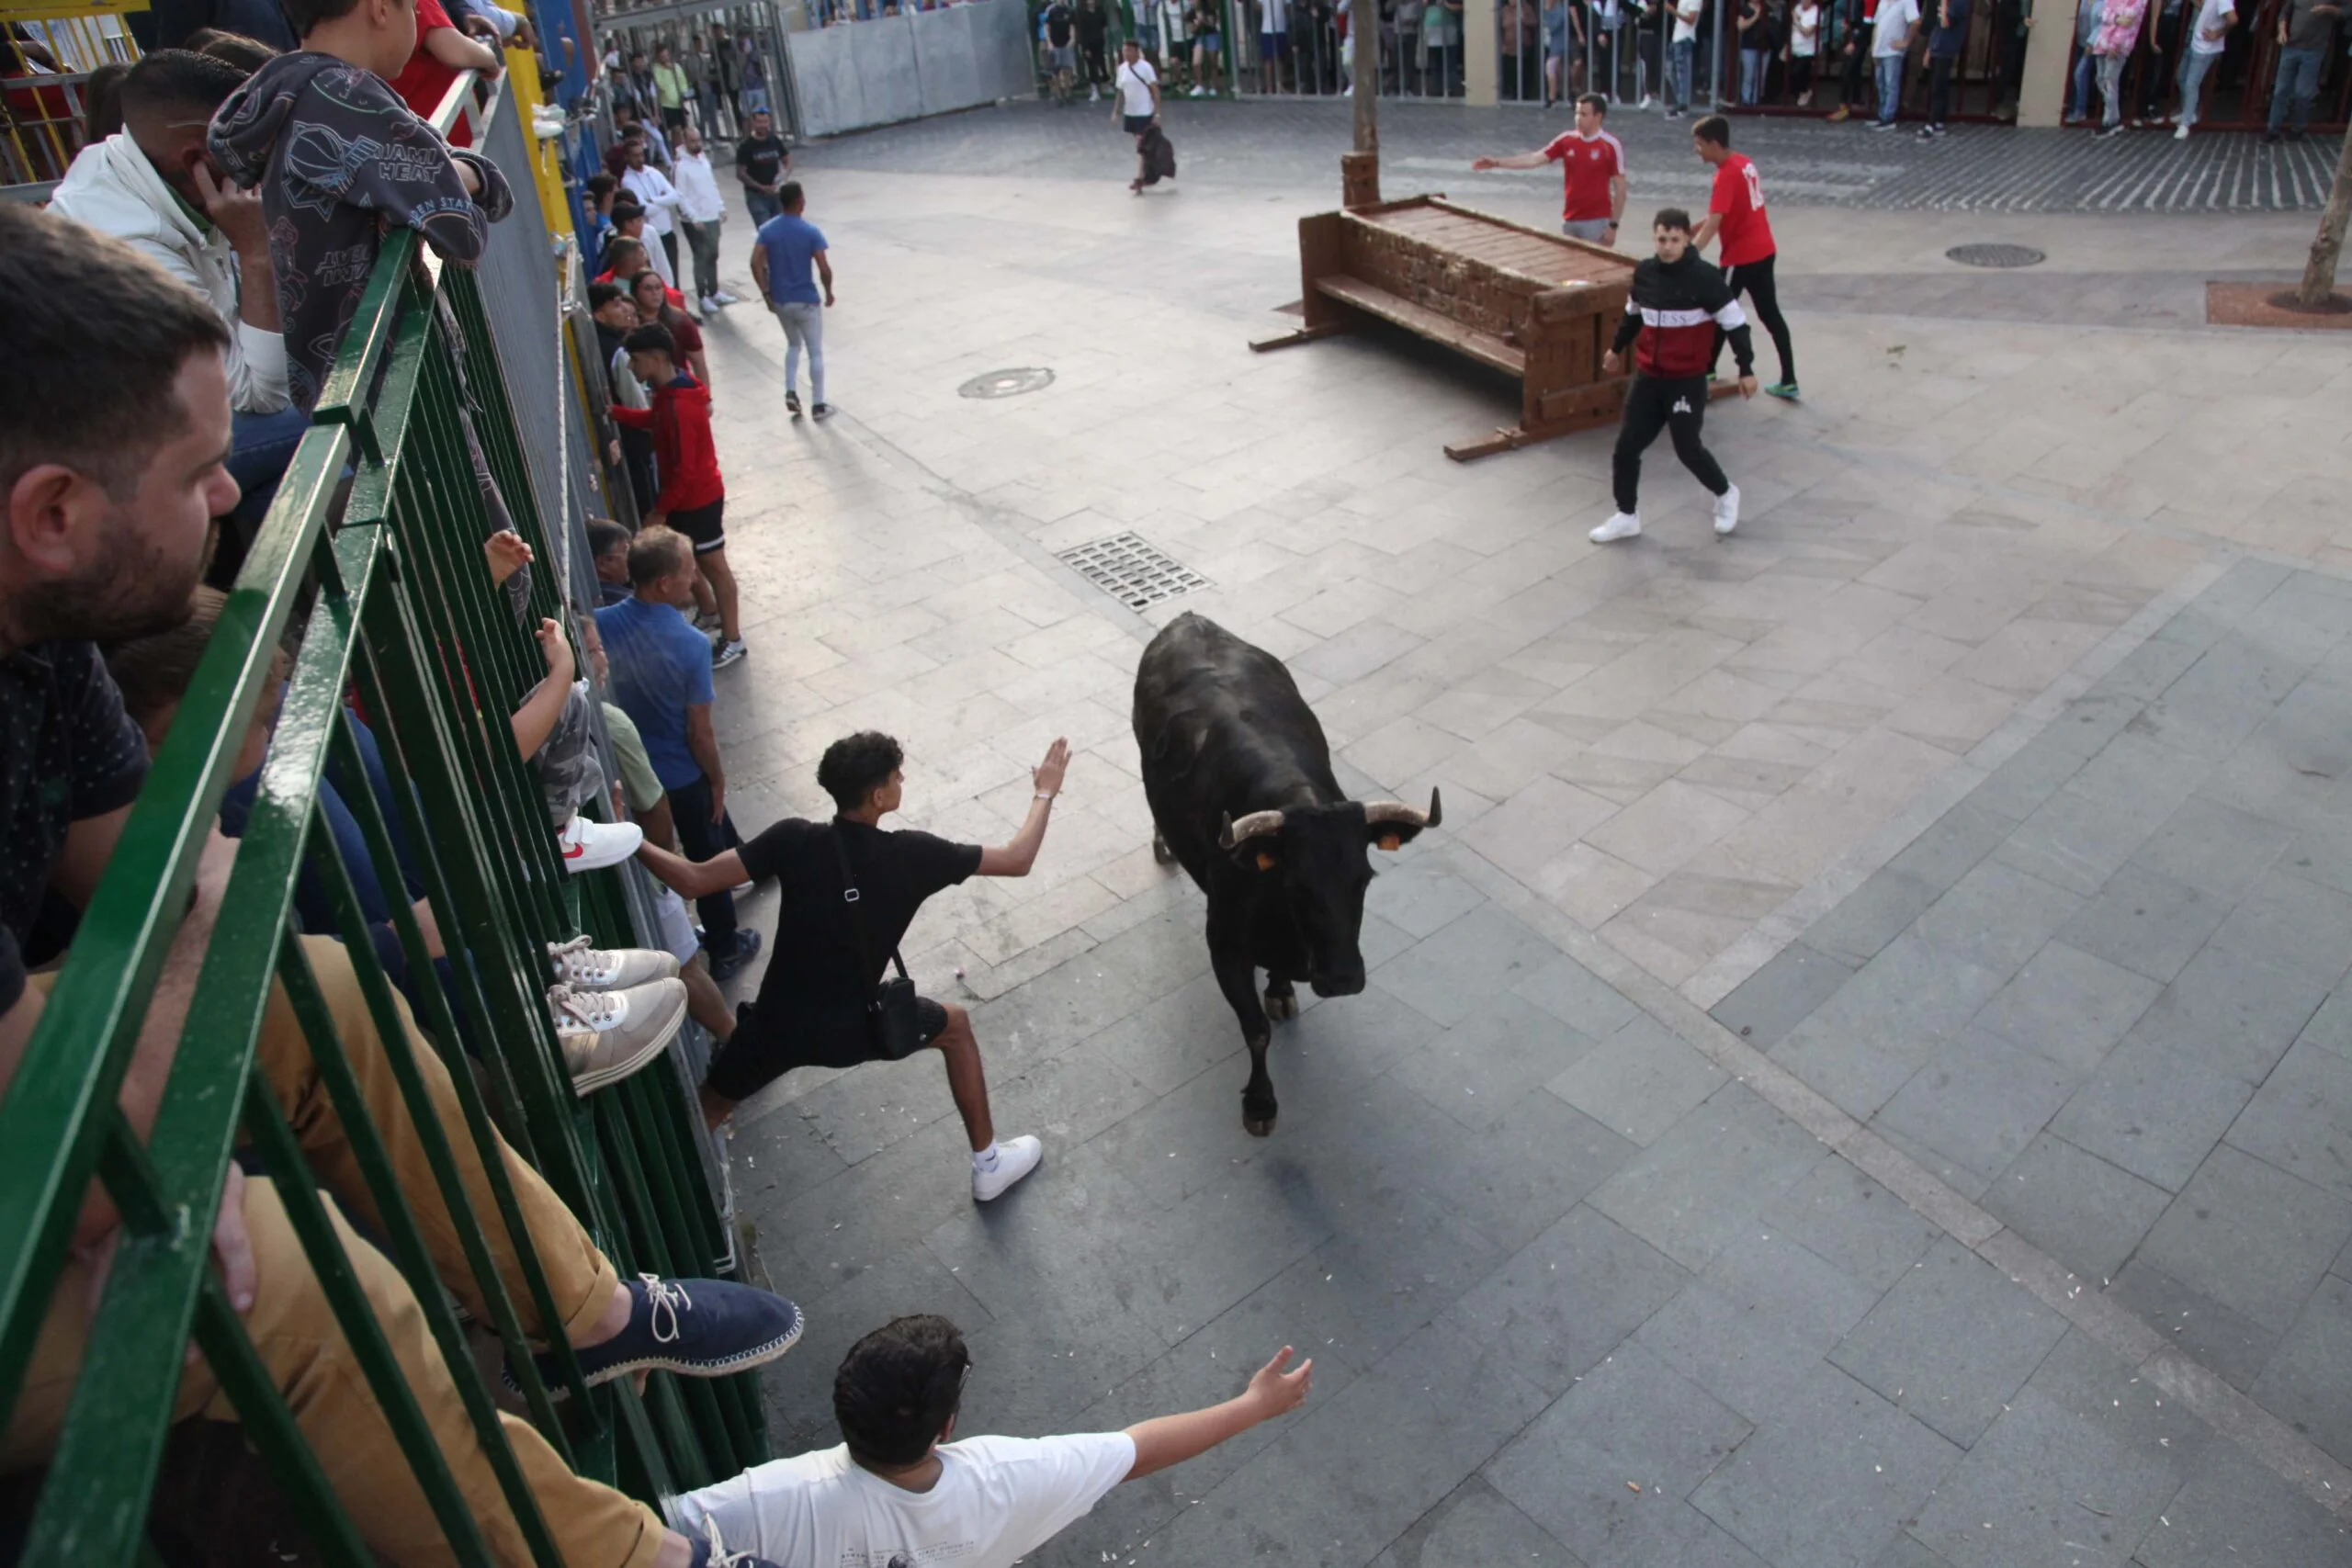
xmin=1255 ymin=851 xmax=1278 ymax=872
xmin=1377 ymin=832 xmax=1403 ymax=852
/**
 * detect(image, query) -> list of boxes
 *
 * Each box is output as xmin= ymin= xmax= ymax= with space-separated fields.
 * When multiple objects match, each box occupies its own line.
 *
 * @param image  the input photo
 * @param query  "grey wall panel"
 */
xmin=786 ymin=0 xmax=1034 ymax=134
xmin=911 ymin=6 xmax=983 ymax=112
xmin=852 ymin=16 xmax=926 ymax=125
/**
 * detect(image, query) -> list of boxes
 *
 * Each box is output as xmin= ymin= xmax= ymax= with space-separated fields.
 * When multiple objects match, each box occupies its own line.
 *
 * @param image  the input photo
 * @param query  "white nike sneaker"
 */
xmin=548 ymin=934 xmax=681 ymax=990
xmin=1589 ymin=512 xmax=1643 ymax=543
xmin=1713 ymin=484 xmax=1741 ymax=536
xmin=557 ymin=815 xmax=643 ymax=873
xmin=972 ymin=1134 xmax=1044 ymax=1201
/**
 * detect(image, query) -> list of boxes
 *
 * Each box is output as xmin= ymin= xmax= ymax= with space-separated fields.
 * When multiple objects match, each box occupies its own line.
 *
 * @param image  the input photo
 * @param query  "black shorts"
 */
xmin=1125 ymin=112 xmax=1155 ymax=134
xmin=704 ymin=996 xmax=951 ymax=1102
xmin=671 ymin=497 xmax=726 ymax=554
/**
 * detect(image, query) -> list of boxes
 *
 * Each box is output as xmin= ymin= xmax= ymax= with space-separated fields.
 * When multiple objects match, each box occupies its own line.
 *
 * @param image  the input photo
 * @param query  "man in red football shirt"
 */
xmin=1690 ymin=115 xmax=1798 ymax=400
xmin=1472 ymin=92 xmax=1628 ymax=246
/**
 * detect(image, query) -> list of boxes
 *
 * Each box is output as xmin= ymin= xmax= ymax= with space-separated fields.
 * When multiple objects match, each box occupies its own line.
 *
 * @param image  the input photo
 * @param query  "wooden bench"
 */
xmin=1251 ymin=195 xmax=1641 ymax=462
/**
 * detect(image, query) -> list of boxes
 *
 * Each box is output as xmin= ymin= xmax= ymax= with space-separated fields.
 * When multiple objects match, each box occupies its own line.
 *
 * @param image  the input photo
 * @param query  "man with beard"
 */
xmin=0 ymin=203 xmax=806 ymax=1568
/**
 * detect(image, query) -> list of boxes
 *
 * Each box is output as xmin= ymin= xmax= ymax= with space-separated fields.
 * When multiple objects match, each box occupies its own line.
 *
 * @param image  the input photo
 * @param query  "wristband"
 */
xmin=1035 ymin=791 xmax=1057 ymax=801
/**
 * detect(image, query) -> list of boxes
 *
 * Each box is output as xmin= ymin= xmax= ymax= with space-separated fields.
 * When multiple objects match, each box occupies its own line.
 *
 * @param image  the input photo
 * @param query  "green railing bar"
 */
xmin=294 ymin=811 xmax=568 ymax=1568
xmin=187 ymin=1273 xmax=378 ymax=1568
xmin=311 ymin=227 xmax=420 ymax=456
xmin=327 ymin=688 xmax=586 ymax=1429
xmin=261 ymin=938 xmax=500 ymax=1567
xmin=0 ymin=424 xmax=348 ymax=1477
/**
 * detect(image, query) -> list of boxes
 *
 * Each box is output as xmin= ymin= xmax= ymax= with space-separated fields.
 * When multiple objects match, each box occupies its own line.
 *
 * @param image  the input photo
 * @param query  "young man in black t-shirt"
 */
xmin=733 ymin=107 xmax=790 ymax=227
xmin=638 ymin=730 xmax=1071 ymax=1201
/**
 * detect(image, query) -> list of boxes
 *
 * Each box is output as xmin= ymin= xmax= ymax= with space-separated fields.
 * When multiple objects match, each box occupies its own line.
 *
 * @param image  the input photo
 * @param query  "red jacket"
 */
xmin=610 ymin=372 xmax=724 ymax=513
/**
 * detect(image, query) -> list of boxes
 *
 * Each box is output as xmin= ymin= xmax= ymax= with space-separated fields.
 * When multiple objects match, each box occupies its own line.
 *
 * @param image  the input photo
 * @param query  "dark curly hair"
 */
xmin=834 ymin=1314 xmax=969 ymax=1467
xmin=818 ymin=731 xmax=903 ymax=813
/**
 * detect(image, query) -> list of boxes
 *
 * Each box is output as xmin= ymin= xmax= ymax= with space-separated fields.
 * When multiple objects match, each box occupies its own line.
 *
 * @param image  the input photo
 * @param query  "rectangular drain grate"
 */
xmin=1056 ymin=533 xmax=1211 ymax=611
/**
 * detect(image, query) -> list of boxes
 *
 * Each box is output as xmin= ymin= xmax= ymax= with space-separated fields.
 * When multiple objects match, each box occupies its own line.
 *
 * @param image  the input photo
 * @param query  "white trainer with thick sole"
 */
xmin=1713 ymin=483 xmax=1742 ymax=536
xmin=552 ymin=979 xmax=689 ymax=1095
xmin=972 ymin=1134 xmax=1044 ymax=1201
xmin=1589 ymin=512 xmax=1643 ymax=544
xmin=548 ymin=934 xmax=681 ymax=991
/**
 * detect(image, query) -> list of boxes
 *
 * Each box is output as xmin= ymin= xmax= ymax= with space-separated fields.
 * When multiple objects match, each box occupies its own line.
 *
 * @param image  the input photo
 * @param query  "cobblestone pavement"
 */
xmin=812 ymin=95 xmax=2348 ymax=212
xmin=675 ymin=122 xmax=2352 ymax=1565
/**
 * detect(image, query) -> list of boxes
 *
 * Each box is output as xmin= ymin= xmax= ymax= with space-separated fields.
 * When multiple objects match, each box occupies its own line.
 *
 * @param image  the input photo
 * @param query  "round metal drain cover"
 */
xmin=1946 ymin=243 xmax=2046 ymax=269
xmin=958 ymin=367 xmax=1055 ymax=399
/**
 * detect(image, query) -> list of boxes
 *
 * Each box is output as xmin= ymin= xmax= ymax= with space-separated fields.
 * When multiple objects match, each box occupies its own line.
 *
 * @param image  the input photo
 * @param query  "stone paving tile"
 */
xmin=1968 ymin=940 xmax=2162 ymax=1077
xmin=1829 ymin=1236 xmax=2071 ymax=1448
xmin=1981 ymin=1133 xmax=2173 ymax=1286
xmin=2223 ymin=1040 xmax=2352 ymax=1201
xmin=2136 ymin=1144 xmax=2352 ymax=1337
xmin=1366 ymin=1477 xmax=1585 ymax=1568
xmin=1544 ymin=1015 xmax=1729 ymax=1148
xmin=2248 ymin=1271 xmax=2352 ymax=1472
xmin=1485 ymin=1341 xmax=1756 ymax=1568
xmin=2048 ymin=1031 xmax=2262 ymax=1195
xmin=1871 ymin=1028 xmax=2083 ymax=1201
xmin=1589 ymin=1083 xmax=1833 ymax=1272
xmin=1690 ymin=1361 xmax=1964 ymax=1568
xmin=1760 ymin=1153 xmax=1942 ymax=1296
xmin=2128 ymin=1438 xmax=2352 ymax=1567
xmin=1443 ymin=1203 xmax=1690 ymax=1398
xmin=1633 ymin=1232 xmax=1883 ymax=1427
xmin=1709 ymin=942 xmax=1859 ymax=1051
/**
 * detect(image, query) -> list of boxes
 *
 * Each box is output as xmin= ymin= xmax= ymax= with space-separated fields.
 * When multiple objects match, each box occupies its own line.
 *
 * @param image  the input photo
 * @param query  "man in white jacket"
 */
xmin=620 ymin=137 xmax=686 ymax=290
xmin=671 ymin=125 xmax=734 ymax=315
xmin=49 ymin=48 xmax=302 ymax=555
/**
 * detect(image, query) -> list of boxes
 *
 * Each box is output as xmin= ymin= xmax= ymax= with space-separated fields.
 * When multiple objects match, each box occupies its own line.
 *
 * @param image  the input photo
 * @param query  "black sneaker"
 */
xmin=2094 ymin=121 xmax=2127 ymax=138
xmin=785 ymin=389 xmax=803 ymax=419
xmin=2264 ymin=130 xmax=2283 ymax=143
xmin=707 ymin=928 xmax=762 ymax=982
xmin=811 ymin=402 xmax=836 ymax=422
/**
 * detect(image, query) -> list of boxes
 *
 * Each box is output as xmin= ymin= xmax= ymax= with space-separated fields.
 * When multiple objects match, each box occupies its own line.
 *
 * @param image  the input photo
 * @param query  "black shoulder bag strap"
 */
xmin=831 ymin=823 xmax=925 ymax=1058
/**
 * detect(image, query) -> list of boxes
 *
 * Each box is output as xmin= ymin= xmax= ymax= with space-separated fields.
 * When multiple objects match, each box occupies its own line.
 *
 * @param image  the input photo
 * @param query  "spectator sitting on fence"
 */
xmin=106 ymin=583 xmax=695 ymax=1088
xmin=634 ymin=267 xmax=713 ymax=387
xmin=595 ymin=525 xmax=761 ymax=987
xmin=669 ymin=1315 xmax=1312 ymax=1564
xmin=0 ymin=203 xmax=809 ymax=1568
xmin=634 ymin=729 xmax=1069 ymax=1205
xmin=49 ymin=48 xmax=302 ymax=581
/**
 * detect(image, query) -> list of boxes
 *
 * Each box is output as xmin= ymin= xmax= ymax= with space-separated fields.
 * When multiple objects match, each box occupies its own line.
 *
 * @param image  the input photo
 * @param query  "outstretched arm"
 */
xmin=637 ymin=836 xmax=746 ymax=898
xmin=1471 ymin=149 xmax=1553 ymax=168
xmin=1124 ymin=1348 xmax=1313 ymax=1480
xmin=976 ymin=739 xmax=1069 ymax=877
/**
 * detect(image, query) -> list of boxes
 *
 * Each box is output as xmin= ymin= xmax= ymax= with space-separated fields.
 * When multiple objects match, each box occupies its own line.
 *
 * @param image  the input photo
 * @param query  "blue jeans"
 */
xmin=2067 ymin=46 xmax=2095 ymax=118
xmin=226 ymin=403 xmax=311 ymax=527
xmin=743 ymin=187 xmax=783 ymax=228
xmin=1668 ymin=37 xmax=1694 ymax=107
xmin=2177 ymin=47 xmax=2218 ymax=127
xmin=1873 ymin=51 xmax=1903 ymax=121
xmin=1740 ymin=46 xmax=1766 ymax=102
xmin=2268 ymin=45 xmax=2322 ymax=133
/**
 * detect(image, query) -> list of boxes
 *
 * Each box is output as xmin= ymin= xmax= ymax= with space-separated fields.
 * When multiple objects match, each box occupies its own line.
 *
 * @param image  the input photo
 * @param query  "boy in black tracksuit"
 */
xmin=1591 ymin=207 xmax=1758 ymax=544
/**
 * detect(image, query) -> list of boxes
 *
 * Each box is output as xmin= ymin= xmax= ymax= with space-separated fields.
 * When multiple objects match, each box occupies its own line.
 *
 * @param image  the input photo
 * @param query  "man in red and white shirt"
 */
xmin=1690 ymin=114 xmax=1798 ymax=400
xmin=1472 ymin=92 xmax=1628 ymax=246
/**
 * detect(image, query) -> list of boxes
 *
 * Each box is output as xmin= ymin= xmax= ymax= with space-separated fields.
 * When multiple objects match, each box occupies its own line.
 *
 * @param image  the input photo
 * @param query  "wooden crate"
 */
xmin=1255 ymin=194 xmax=1639 ymax=462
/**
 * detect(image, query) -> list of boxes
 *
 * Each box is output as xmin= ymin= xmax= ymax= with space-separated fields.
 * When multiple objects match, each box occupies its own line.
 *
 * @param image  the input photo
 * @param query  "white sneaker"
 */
xmin=551 ymin=979 xmax=688 ymax=1095
xmin=557 ymin=815 xmax=643 ymax=874
xmin=712 ymin=289 xmax=740 ymax=305
xmin=972 ymin=1134 xmax=1043 ymax=1201
xmin=698 ymin=294 xmax=721 ymax=313
xmin=548 ymin=934 xmax=681 ymax=990
xmin=1589 ymin=512 xmax=1642 ymax=543
xmin=2174 ymin=122 xmax=2190 ymax=140
xmin=1189 ymin=84 xmax=1207 ymax=96
xmin=1713 ymin=483 xmax=1741 ymax=536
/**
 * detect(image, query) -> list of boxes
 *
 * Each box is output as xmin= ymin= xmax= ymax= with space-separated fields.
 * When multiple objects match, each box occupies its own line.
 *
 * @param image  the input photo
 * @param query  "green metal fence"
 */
xmin=0 ymin=73 xmax=763 ymax=1565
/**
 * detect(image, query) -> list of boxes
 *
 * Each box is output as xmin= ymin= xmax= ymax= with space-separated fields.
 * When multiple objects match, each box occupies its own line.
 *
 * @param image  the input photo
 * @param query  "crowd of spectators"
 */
xmin=10 ymin=0 xmax=1329 ymax=1557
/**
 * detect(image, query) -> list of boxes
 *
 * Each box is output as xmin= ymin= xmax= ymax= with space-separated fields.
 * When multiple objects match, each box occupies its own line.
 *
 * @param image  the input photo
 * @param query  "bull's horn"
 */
xmin=1217 ymin=809 xmax=1287 ymax=850
xmin=1363 ymin=789 xmax=1443 ymax=829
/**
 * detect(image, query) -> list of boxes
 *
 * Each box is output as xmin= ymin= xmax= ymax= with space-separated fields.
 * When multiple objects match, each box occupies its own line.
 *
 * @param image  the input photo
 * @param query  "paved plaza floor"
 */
xmin=678 ymin=101 xmax=2352 ymax=1564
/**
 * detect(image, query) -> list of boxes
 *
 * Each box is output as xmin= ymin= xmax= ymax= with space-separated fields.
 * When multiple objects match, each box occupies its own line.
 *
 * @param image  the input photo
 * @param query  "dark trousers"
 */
xmin=661 ymin=229 xmax=683 ymax=282
xmin=1839 ymin=39 xmax=1868 ymax=107
xmin=668 ymin=774 xmax=739 ymax=945
xmin=683 ymin=218 xmax=723 ymax=302
xmin=1717 ymin=251 xmax=1795 ymax=387
xmin=1613 ymin=375 xmax=1728 ymax=514
xmin=2142 ymin=7 xmax=2182 ymax=115
xmin=1928 ymin=50 xmax=1956 ymax=121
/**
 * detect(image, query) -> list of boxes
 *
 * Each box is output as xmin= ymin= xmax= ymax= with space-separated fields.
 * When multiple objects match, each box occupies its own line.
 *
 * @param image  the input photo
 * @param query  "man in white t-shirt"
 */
xmin=1114 ymin=39 xmax=1165 ymax=192
xmin=2174 ymin=0 xmax=2236 ymax=135
xmin=668 ymin=1314 xmax=1314 ymax=1566
xmin=1869 ymin=0 xmax=1919 ymax=128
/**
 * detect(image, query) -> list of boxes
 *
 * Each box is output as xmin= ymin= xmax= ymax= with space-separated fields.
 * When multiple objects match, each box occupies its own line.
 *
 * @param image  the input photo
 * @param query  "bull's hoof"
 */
xmin=1243 ymin=1112 xmax=1278 ymax=1137
xmin=1151 ymin=830 xmax=1176 ymax=865
xmin=1263 ymin=987 xmax=1298 ymax=1021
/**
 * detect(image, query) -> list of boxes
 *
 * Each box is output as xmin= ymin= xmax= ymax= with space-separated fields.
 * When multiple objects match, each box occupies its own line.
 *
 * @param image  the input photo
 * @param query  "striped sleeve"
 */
xmin=1713 ymin=298 xmax=1749 ymax=330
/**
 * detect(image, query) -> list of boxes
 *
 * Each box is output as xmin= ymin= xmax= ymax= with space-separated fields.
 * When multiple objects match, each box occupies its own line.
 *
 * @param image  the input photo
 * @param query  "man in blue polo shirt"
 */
xmin=751 ymin=181 xmax=835 ymax=422
xmin=595 ymin=524 xmax=761 ymax=982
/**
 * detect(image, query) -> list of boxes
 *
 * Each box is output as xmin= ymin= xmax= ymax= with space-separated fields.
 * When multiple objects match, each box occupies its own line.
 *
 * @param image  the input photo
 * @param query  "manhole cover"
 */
xmin=1057 ymin=533 xmax=1211 ymax=611
xmin=958 ymin=367 xmax=1055 ymax=399
xmin=1946 ymin=243 xmax=2046 ymax=269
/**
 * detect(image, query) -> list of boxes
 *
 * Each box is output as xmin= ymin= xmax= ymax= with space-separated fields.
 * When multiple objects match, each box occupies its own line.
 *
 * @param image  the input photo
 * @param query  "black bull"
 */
xmin=1133 ymin=613 xmax=1440 ymax=1135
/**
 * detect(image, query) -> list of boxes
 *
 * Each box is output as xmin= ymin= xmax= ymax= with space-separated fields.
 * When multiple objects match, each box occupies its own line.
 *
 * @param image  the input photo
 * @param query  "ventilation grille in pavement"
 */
xmin=1057 ymin=533 xmax=1211 ymax=611
xmin=1946 ymin=243 xmax=2047 ymax=268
